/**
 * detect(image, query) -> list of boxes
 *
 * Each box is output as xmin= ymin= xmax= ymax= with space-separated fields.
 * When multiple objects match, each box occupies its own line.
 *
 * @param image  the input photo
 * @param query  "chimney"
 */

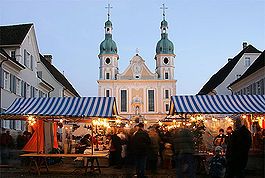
xmin=242 ymin=42 xmax=247 ymax=49
xmin=228 ymin=58 xmax=233 ymax=62
xmin=44 ymin=55 xmax=52 ymax=64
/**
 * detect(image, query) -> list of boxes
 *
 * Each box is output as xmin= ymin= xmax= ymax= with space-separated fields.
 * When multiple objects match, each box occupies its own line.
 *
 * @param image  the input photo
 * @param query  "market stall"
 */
xmin=167 ymin=95 xmax=265 ymax=151
xmin=0 ymin=96 xmax=119 ymax=175
xmin=165 ymin=95 xmax=265 ymax=173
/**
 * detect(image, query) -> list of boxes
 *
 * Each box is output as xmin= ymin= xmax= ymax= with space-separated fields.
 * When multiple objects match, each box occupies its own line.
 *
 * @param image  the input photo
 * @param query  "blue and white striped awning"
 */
xmin=169 ymin=95 xmax=265 ymax=115
xmin=3 ymin=97 xmax=118 ymax=118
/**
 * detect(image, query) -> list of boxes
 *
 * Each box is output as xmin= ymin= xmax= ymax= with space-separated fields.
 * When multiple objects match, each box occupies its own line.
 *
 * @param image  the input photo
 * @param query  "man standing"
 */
xmin=0 ymin=130 xmax=14 ymax=164
xmin=226 ymin=119 xmax=252 ymax=178
xmin=132 ymin=123 xmax=151 ymax=178
xmin=173 ymin=128 xmax=196 ymax=178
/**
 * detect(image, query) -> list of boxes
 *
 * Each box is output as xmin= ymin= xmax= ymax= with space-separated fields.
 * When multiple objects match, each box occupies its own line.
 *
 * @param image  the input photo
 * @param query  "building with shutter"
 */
xmin=198 ymin=43 xmax=262 ymax=95
xmin=228 ymin=51 xmax=265 ymax=95
xmin=0 ymin=23 xmax=79 ymax=130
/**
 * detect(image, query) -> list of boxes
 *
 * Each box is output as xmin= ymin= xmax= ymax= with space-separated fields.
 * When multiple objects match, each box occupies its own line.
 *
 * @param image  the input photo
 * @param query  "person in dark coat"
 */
xmin=209 ymin=146 xmax=226 ymax=178
xmin=226 ymin=119 xmax=252 ymax=178
xmin=214 ymin=129 xmax=226 ymax=147
xmin=0 ymin=130 xmax=14 ymax=164
xmin=225 ymin=126 xmax=233 ymax=160
xmin=132 ymin=123 xmax=151 ymax=178
xmin=108 ymin=134 xmax=122 ymax=168
xmin=148 ymin=128 xmax=160 ymax=174
xmin=172 ymin=128 xmax=195 ymax=178
xmin=16 ymin=131 xmax=27 ymax=149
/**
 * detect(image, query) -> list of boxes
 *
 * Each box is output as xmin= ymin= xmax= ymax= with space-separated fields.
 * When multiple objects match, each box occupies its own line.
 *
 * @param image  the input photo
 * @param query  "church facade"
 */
xmin=97 ymin=9 xmax=176 ymax=123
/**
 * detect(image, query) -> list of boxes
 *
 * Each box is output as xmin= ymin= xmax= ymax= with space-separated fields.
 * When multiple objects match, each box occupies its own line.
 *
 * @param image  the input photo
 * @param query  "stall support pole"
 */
xmin=250 ymin=114 xmax=255 ymax=151
xmin=91 ymin=117 xmax=94 ymax=155
xmin=37 ymin=117 xmax=39 ymax=154
xmin=184 ymin=114 xmax=187 ymax=128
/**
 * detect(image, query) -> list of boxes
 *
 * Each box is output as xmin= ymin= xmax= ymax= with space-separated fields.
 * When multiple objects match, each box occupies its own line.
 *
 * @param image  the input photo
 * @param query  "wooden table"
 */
xmin=20 ymin=151 xmax=109 ymax=175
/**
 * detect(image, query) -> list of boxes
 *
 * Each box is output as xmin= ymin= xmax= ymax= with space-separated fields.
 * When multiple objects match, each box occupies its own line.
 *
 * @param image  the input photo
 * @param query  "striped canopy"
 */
xmin=2 ymin=97 xmax=118 ymax=118
xmin=169 ymin=95 xmax=265 ymax=115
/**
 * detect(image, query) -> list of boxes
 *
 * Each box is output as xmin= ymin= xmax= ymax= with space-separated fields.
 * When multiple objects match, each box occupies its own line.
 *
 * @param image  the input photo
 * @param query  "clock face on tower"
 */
xmin=163 ymin=57 xmax=169 ymax=64
xmin=105 ymin=58 xmax=111 ymax=64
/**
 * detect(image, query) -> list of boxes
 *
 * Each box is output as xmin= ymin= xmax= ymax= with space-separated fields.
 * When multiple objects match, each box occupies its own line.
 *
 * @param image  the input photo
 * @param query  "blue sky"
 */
xmin=1 ymin=0 xmax=264 ymax=96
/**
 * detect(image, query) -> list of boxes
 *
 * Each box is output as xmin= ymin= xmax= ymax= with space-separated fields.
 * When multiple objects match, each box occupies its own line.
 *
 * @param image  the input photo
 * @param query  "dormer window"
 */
xmin=10 ymin=50 xmax=16 ymax=59
xmin=244 ymin=57 xmax=251 ymax=67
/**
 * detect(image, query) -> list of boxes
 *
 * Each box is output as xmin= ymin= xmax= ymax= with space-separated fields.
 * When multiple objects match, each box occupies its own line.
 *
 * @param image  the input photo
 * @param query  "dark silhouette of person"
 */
xmin=132 ymin=123 xmax=151 ymax=178
xmin=16 ymin=131 xmax=27 ymax=149
xmin=0 ymin=130 xmax=14 ymax=164
xmin=214 ymin=129 xmax=226 ymax=147
xmin=147 ymin=128 xmax=161 ymax=174
xmin=226 ymin=119 xmax=252 ymax=178
xmin=108 ymin=134 xmax=122 ymax=168
xmin=173 ymin=128 xmax=195 ymax=178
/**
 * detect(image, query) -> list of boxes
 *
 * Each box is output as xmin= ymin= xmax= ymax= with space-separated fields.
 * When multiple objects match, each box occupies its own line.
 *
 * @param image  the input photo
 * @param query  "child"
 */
xmin=209 ymin=146 xmax=226 ymax=178
xmin=162 ymin=143 xmax=174 ymax=169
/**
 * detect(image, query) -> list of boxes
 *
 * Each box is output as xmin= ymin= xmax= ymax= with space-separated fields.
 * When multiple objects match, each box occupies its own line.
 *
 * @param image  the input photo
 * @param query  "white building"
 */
xmin=198 ymin=43 xmax=262 ymax=95
xmin=229 ymin=51 xmax=265 ymax=95
xmin=97 ymin=12 xmax=176 ymax=123
xmin=0 ymin=23 xmax=79 ymax=130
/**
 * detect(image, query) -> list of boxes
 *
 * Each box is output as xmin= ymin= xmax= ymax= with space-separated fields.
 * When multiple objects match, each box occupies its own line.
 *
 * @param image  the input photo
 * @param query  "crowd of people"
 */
xmin=0 ymin=128 xmax=31 ymax=164
xmin=0 ymin=117 xmax=255 ymax=178
xmin=105 ymin=118 xmax=253 ymax=178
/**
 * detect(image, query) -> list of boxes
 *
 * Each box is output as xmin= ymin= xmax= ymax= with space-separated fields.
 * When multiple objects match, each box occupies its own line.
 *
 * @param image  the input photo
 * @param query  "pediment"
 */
xmin=118 ymin=55 xmax=157 ymax=80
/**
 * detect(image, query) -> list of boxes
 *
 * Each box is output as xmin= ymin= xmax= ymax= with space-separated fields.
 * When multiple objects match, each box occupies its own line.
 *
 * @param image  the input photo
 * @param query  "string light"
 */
xmin=93 ymin=118 xmax=110 ymax=128
xmin=27 ymin=116 xmax=36 ymax=126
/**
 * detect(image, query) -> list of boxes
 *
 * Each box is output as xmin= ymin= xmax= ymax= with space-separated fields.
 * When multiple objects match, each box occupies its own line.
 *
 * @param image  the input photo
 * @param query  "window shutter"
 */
xmin=21 ymin=81 xmax=24 ymax=97
xmin=10 ymin=74 xmax=13 ymax=92
xmin=30 ymin=55 xmax=33 ymax=69
xmin=13 ymin=76 xmax=17 ymax=94
xmin=0 ymin=68 xmax=3 ymax=88
xmin=24 ymin=49 xmax=27 ymax=66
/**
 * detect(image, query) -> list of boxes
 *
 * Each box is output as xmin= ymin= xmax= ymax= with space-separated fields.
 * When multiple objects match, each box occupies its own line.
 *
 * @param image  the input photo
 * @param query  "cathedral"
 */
xmin=97 ymin=5 xmax=176 ymax=123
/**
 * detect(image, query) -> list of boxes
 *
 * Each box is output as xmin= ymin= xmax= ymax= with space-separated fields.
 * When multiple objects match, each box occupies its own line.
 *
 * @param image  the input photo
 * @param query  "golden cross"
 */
xmin=105 ymin=3 xmax=113 ymax=20
xmin=160 ymin=4 xmax=168 ymax=20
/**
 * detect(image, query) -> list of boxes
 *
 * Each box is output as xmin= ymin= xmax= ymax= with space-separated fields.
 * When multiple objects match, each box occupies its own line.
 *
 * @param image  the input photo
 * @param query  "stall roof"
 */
xmin=1 ymin=97 xmax=118 ymax=119
xmin=169 ymin=95 xmax=265 ymax=115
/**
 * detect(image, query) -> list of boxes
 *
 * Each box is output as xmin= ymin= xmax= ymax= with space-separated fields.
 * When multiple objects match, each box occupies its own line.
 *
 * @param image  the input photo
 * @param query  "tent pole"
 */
xmin=250 ymin=114 xmax=255 ymax=151
xmin=91 ymin=117 xmax=94 ymax=155
xmin=185 ymin=114 xmax=187 ymax=128
xmin=37 ymin=117 xmax=39 ymax=154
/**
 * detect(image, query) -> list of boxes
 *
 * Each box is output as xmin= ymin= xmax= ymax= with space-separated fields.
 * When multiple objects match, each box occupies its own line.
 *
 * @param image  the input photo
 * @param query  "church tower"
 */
xmin=155 ymin=4 xmax=175 ymax=80
xmin=98 ymin=4 xmax=119 ymax=80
